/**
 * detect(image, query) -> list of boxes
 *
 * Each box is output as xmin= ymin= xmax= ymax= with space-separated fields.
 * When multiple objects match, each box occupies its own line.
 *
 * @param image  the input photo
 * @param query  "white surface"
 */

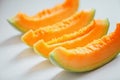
xmin=0 ymin=0 xmax=120 ymax=80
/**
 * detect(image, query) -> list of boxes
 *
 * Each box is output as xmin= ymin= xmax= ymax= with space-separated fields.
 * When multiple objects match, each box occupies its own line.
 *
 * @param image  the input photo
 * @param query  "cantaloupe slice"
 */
xmin=7 ymin=0 xmax=79 ymax=32
xmin=22 ymin=9 xmax=95 ymax=47
xmin=34 ymin=19 xmax=109 ymax=58
xmin=49 ymin=23 xmax=120 ymax=72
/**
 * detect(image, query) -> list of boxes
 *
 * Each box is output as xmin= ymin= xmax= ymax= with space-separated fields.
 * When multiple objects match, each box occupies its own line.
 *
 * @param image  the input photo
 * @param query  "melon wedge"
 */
xmin=7 ymin=0 xmax=79 ymax=32
xmin=34 ymin=19 xmax=109 ymax=58
xmin=22 ymin=9 xmax=95 ymax=47
xmin=49 ymin=23 xmax=120 ymax=72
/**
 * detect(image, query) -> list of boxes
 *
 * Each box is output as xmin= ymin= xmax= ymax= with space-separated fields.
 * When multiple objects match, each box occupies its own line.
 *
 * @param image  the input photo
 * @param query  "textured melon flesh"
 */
xmin=47 ymin=20 xmax=95 ymax=44
xmin=34 ymin=19 xmax=109 ymax=58
xmin=22 ymin=9 xmax=95 ymax=47
xmin=50 ymin=24 xmax=120 ymax=72
xmin=7 ymin=0 xmax=79 ymax=32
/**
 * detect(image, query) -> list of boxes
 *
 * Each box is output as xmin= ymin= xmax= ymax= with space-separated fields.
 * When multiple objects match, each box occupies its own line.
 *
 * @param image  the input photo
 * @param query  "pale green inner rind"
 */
xmin=91 ymin=9 xmax=96 ymax=19
xmin=7 ymin=17 xmax=26 ymax=33
xmin=103 ymin=18 xmax=110 ymax=35
xmin=84 ymin=9 xmax=95 ymax=26
xmin=50 ymin=51 xmax=120 ymax=72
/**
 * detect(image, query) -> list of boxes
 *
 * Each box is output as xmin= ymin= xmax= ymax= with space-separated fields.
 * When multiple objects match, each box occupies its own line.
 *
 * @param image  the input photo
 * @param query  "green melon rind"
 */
xmin=7 ymin=17 xmax=26 ymax=33
xmin=49 ymin=48 xmax=120 ymax=72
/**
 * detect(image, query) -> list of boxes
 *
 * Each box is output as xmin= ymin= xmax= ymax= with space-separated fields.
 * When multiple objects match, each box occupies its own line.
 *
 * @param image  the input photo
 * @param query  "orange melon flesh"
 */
xmin=49 ymin=23 xmax=120 ymax=72
xmin=7 ymin=0 xmax=79 ymax=32
xmin=47 ymin=20 xmax=95 ymax=44
xmin=22 ymin=9 xmax=95 ymax=47
xmin=34 ymin=19 xmax=109 ymax=58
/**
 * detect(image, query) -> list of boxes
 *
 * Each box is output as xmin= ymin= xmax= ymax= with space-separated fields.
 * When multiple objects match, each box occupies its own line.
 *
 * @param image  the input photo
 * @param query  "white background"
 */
xmin=0 ymin=0 xmax=120 ymax=80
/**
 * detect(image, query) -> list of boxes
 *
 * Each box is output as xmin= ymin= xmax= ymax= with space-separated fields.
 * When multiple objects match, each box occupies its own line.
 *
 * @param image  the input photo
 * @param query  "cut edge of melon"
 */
xmin=7 ymin=17 xmax=26 ymax=33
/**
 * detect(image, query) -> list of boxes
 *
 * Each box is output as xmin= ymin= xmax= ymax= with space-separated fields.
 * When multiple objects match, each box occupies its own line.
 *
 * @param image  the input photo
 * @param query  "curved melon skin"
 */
xmin=7 ymin=0 xmax=79 ymax=32
xmin=34 ymin=19 xmax=109 ymax=58
xmin=22 ymin=9 xmax=95 ymax=47
xmin=49 ymin=23 xmax=120 ymax=72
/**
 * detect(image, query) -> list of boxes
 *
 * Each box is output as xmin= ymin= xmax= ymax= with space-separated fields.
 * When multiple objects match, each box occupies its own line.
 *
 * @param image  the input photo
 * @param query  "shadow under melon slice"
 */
xmin=7 ymin=0 xmax=79 ymax=32
xmin=50 ymin=23 xmax=120 ymax=72
xmin=34 ymin=19 xmax=109 ymax=58
xmin=22 ymin=9 xmax=95 ymax=47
